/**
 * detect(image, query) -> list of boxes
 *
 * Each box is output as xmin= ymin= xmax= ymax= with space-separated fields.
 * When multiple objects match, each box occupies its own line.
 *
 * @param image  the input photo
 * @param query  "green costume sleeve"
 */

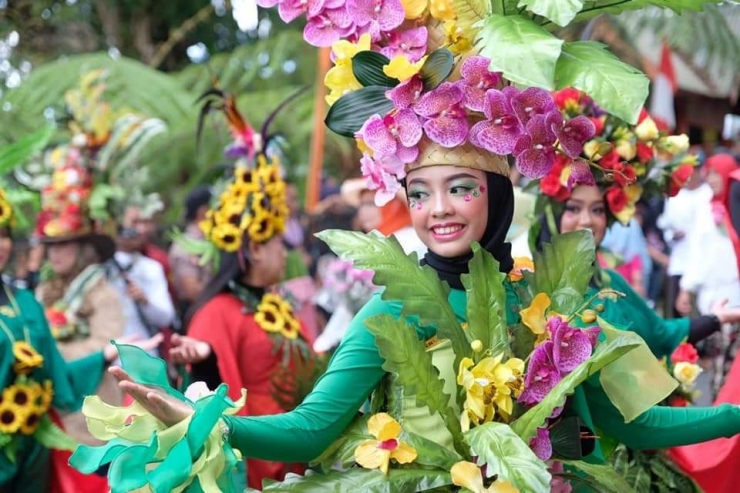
xmin=602 ymin=270 xmax=689 ymax=358
xmin=225 ymin=293 xmax=408 ymax=463
xmin=585 ymin=383 xmax=740 ymax=450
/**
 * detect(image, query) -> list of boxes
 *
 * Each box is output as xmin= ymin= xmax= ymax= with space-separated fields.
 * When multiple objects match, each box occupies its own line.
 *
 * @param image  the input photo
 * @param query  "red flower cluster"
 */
xmin=671 ymin=342 xmax=699 ymax=364
xmin=539 ymin=155 xmax=570 ymax=202
xmin=669 ymin=164 xmax=694 ymax=197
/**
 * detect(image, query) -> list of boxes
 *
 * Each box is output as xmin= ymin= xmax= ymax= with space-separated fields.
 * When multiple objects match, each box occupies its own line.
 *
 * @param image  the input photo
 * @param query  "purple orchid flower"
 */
xmin=359 ymin=110 xmax=422 ymax=164
xmin=458 ymin=56 xmax=502 ymax=112
xmin=511 ymin=87 xmax=557 ymax=127
xmin=548 ymin=316 xmax=600 ymax=374
xmin=278 ymin=0 xmax=325 ymax=23
xmin=414 ymin=82 xmax=469 ymax=148
xmin=468 ymin=87 xmax=523 ymax=155
xmin=513 ymin=112 xmax=558 ymax=178
xmin=256 ymin=0 xmax=280 ymax=8
xmin=386 ymin=75 xmax=424 ymax=110
xmin=519 ymin=341 xmax=562 ymax=406
xmin=530 ymin=427 xmax=553 ymax=461
xmin=224 ymin=143 xmax=252 ymax=159
xmin=360 ymin=152 xmax=405 ymax=206
xmin=347 ymin=0 xmax=405 ymax=35
xmin=549 ymin=114 xmax=596 ymax=159
xmin=566 ymin=158 xmax=596 ymax=191
xmin=303 ymin=6 xmax=355 ymax=47
xmin=380 ymin=27 xmax=428 ymax=63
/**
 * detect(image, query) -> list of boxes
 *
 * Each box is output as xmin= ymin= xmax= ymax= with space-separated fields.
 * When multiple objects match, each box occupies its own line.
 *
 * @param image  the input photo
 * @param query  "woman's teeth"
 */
xmin=433 ymin=225 xmax=463 ymax=235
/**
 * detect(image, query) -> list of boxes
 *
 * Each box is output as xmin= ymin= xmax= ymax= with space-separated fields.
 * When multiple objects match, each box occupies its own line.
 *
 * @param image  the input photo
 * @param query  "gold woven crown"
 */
xmin=407 ymin=137 xmax=510 ymax=177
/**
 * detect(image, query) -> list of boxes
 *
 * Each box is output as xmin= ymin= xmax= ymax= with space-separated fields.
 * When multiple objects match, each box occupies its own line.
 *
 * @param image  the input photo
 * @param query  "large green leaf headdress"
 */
xmin=255 ymin=0 xmax=718 ymax=205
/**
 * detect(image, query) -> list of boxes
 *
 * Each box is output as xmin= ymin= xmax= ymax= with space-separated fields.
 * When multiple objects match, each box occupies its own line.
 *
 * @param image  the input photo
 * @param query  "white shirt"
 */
xmin=109 ymin=251 xmax=176 ymax=350
xmin=658 ymin=184 xmax=713 ymax=276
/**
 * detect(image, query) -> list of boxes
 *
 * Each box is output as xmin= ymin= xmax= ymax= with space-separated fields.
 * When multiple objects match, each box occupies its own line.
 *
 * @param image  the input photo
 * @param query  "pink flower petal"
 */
xmin=380 ymin=27 xmax=428 ymax=63
xmin=395 ymin=109 xmax=423 ymax=147
xmin=459 ymin=56 xmax=502 ymax=112
xmin=303 ymin=8 xmax=354 ymax=47
xmin=347 ymin=0 xmax=404 ymax=32
xmin=396 ymin=144 xmax=419 ymax=164
xmin=279 ymin=0 xmax=325 ymax=22
xmin=511 ymin=87 xmax=556 ymax=127
xmin=414 ymin=82 xmax=463 ymax=118
xmin=566 ymin=158 xmax=596 ymax=191
xmin=423 ymin=115 xmax=468 ymax=147
xmin=550 ymin=320 xmax=600 ymax=374
xmin=515 ymin=146 xmax=556 ymax=179
xmin=556 ymin=115 xmax=596 ymax=158
xmin=469 ymin=119 xmax=520 ymax=155
xmin=520 ymin=341 xmax=561 ymax=406
xmin=360 ymin=115 xmax=398 ymax=156
xmin=256 ymin=0 xmax=280 ymax=8
xmin=530 ymin=427 xmax=553 ymax=461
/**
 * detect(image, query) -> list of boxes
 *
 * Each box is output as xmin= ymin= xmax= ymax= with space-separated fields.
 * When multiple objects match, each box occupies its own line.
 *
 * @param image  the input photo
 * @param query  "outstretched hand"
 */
xmin=108 ymin=366 xmax=193 ymax=427
xmin=169 ymin=334 xmax=212 ymax=365
xmin=712 ymin=298 xmax=740 ymax=325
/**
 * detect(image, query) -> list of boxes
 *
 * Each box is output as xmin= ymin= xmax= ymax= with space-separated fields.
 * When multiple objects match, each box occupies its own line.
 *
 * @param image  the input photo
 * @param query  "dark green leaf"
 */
xmin=365 ymin=315 xmax=467 ymax=457
xmin=316 ymin=230 xmax=469 ymax=378
xmin=554 ymin=41 xmax=649 ymax=124
xmin=421 ymin=49 xmax=454 ymax=91
xmin=466 ymin=422 xmax=551 ymax=491
xmin=310 ymin=414 xmax=370 ymax=470
xmin=567 ymin=0 xmax=723 ymax=26
xmin=563 ymin=460 xmax=636 ymax=493
xmin=262 ymin=467 xmax=452 ymax=492
xmin=461 ymin=243 xmax=509 ymax=355
xmin=352 ymin=51 xmax=399 ymax=88
xmin=404 ymin=431 xmax=463 ymax=470
xmin=0 ymin=125 xmax=54 ymax=174
xmin=325 ymin=87 xmax=394 ymax=137
xmin=529 ymin=230 xmax=596 ymax=314
xmin=476 ymin=14 xmax=563 ymax=89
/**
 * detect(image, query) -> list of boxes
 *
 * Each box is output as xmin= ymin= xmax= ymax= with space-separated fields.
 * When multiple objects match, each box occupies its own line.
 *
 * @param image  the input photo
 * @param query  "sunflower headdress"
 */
xmin=194 ymin=88 xmax=303 ymax=256
xmin=254 ymin=0 xmax=712 ymax=206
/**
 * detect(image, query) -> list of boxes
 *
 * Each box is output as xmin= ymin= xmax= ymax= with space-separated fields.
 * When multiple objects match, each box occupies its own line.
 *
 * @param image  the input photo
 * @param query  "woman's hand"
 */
xmin=169 ymin=334 xmax=212 ymax=365
xmin=103 ymin=333 xmax=164 ymax=363
xmin=676 ymin=290 xmax=693 ymax=317
xmin=109 ymin=366 xmax=194 ymax=426
xmin=711 ymin=298 xmax=740 ymax=325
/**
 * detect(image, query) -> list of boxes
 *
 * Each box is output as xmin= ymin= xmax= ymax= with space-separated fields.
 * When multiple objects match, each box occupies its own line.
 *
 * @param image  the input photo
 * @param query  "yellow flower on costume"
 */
xmin=401 ymin=0 xmax=455 ymax=20
xmin=0 ymin=190 xmax=14 ymax=227
xmin=246 ymin=210 xmax=276 ymax=244
xmin=635 ymin=116 xmax=659 ymax=142
xmin=451 ymin=461 xmax=520 ymax=493
xmin=210 ymin=223 xmax=243 ymax=252
xmin=13 ymin=341 xmax=44 ymax=374
xmin=325 ymin=34 xmax=372 ymax=105
xmin=674 ymin=362 xmax=702 ymax=387
xmin=457 ymin=354 xmax=524 ymax=431
xmin=383 ymin=56 xmax=427 ymax=82
xmin=255 ymin=294 xmax=301 ymax=339
xmin=613 ymin=184 xmax=642 ymax=225
xmin=520 ymin=293 xmax=551 ymax=346
xmin=354 ymin=413 xmax=417 ymax=474
xmin=0 ymin=399 xmax=28 ymax=434
xmin=444 ymin=21 xmax=473 ymax=55
xmin=615 ymin=139 xmax=637 ymax=161
xmin=3 ymin=384 xmax=34 ymax=409
xmin=19 ymin=410 xmax=42 ymax=435
xmin=34 ymin=380 xmax=54 ymax=413
xmin=508 ymin=257 xmax=534 ymax=282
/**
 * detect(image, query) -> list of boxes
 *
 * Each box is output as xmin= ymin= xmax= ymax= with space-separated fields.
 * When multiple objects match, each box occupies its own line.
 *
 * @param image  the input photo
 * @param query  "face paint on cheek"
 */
xmin=464 ymin=194 xmax=472 ymax=202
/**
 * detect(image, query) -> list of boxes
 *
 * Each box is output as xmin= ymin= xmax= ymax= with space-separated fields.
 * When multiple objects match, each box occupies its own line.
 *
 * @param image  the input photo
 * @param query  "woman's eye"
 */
xmin=408 ymin=190 xmax=428 ymax=201
xmin=450 ymin=185 xmax=473 ymax=195
xmin=593 ymin=207 xmax=606 ymax=215
xmin=564 ymin=205 xmax=579 ymax=213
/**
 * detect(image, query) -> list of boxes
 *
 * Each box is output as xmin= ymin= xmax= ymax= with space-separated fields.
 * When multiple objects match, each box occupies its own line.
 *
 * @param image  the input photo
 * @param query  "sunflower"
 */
xmin=31 ymin=381 xmax=53 ymax=413
xmin=234 ymin=166 xmax=259 ymax=187
xmin=13 ymin=341 xmax=44 ymax=374
xmin=210 ymin=223 xmax=243 ymax=252
xmin=255 ymin=298 xmax=285 ymax=335
xmin=19 ymin=410 xmax=42 ymax=435
xmin=247 ymin=210 xmax=276 ymax=244
xmin=213 ymin=200 xmax=247 ymax=229
xmin=0 ymin=399 xmax=29 ymax=434
xmin=4 ymin=384 xmax=34 ymax=409
xmin=0 ymin=190 xmax=13 ymax=227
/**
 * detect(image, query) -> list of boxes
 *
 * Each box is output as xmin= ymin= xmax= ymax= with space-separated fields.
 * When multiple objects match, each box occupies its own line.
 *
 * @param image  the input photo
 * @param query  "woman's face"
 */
xmin=47 ymin=242 xmax=80 ymax=277
xmin=706 ymin=168 xmax=725 ymax=197
xmin=0 ymin=228 xmax=12 ymax=272
xmin=559 ymin=185 xmax=607 ymax=246
xmin=250 ymin=235 xmax=287 ymax=286
xmin=407 ymin=166 xmax=488 ymax=257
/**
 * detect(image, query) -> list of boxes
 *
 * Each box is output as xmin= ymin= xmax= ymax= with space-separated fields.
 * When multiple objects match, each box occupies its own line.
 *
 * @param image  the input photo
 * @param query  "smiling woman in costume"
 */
xmin=68 ymin=1 xmax=740 ymax=492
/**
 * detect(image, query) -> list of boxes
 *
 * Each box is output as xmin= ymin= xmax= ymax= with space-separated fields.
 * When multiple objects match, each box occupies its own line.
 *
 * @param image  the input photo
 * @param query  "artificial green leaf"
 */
xmin=0 ymin=125 xmax=54 ymax=174
xmin=452 ymin=0 xmax=492 ymax=37
xmin=169 ymin=227 xmax=221 ymax=271
xmin=529 ymin=230 xmax=596 ymax=314
xmin=518 ymin=0 xmax=584 ymax=27
xmin=325 ymin=86 xmax=395 ymax=137
xmin=490 ymin=0 xmax=519 ymax=14
xmin=466 ymin=421 xmax=551 ymax=491
xmin=316 ymin=230 xmax=469 ymax=375
xmin=555 ymin=41 xmax=649 ymax=124
xmin=88 ymin=184 xmax=126 ymax=220
xmin=460 ymin=243 xmax=509 ymax=355
xmin=476 ymin=14 xmax=563 ymax=89
xmin=567 ymin=0 xmax=723 ymax=27
xmin=563 ymin=460 xmax=636 ymax=493
xmin=34 ymin=414 xmax=77 ymax=451
xmin=310 ymin=414 xmax=369 ymax=470
xmin=262 ymin=468 xmax=452 ymax=492
xmin=352 ymin=51 xmax=399 ymax=88
xmin=404 ymin=431 xmax=463 ymax=470
xmin=0 ymin=433 xmax=11 ymax=448
xmin=365 ymin=315 xmax=467 ymax=456
xmin=510 ymin=332 xmax=640 ymax=443
xmin=420 ymin=49 xmax=454 ymax=91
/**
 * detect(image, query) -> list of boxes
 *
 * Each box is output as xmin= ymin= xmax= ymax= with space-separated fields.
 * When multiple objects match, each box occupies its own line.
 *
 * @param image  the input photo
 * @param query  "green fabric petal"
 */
xmin=70 ymin=344 xmax=247 ymax=492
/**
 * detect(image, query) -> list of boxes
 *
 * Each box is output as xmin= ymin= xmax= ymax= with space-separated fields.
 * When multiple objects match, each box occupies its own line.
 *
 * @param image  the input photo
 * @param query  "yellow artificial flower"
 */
xmin=255 ymin=300 xmax=285 ymax=335
xmin=354 ymin=413 xmax=417 ymax=474
xmin=509 ymin=257 xmax=534 ymax=282
xmin=210 ymin=223 xmax=243 ymax=252
xmin=34 ymin=380 xmax=54 ymax=413
xmin=246 ymin=210 xmax=276 ymax=244
xmin=583 ymin=140 xmax=612 ymax=161
xmin=457 ymin=354 xmax=524 ymax=430
xmin=0 ymin=190 xmax=14 ymax=227
xmin=519 ymin=293 xmax=551 ymax=346
xmin=444 ymin=21 xmax=473 ymax=55
xmin=325 ymin=34 xmax=372 ymax=105
xmin=612 ymin=184 xmax=642 ymax=225
xmin=255 ymin=294 xmax=300 ymax=339
xmin=19 ymin=410 xmax=42 ymax=435
xmin=0 ymin=399 xmax=28 ymax=434
xmin=635 ymin=116 xmax=659 ymax=142
xmin=356 ymin=138 xmax=373 ymax=156
xmin=13 ymin=341 xmax=44 ymax=374
xmin=401 ymin=0 xmax=455 ymax=20
xmin=658 ymin=134 xmax=690 ymax=155
xmin=451 ymin=461 xmax=520 ymax=493
xmin=383 ymin=55 xmax=427 ymax=82
xmin=674 ymin=362 xmax=702 ymax=387
xmin=615 ymin=139 xmax=637 ymax=161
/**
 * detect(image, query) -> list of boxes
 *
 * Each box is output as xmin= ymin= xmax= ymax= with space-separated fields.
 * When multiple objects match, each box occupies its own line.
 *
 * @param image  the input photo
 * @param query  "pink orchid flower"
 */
xmin=519 ymin=341 xmax=561 ymax=406
xmin=566 ymin=158 xmax=596 ymax=191
xmin=304 ymin=5 xmax=356 ymax=47
xmin=458 ymin=56 xmax=502 ymax=112
xmin=468 ymin=86 xmax=523 ymax=155
xmin=278 ymin=0 xmax=325 ymax=23
xmin=386 ymin=75 xmax=424 ymax=110
xmin=511 ymin=87 xmax=557 ymax=127
xmin=548 ymin=316 xmax=599 ymax=373
xmin=414 ymin=82 xmax=469 ymax=147
xmin=380 ymin=27 xmax=428 ymax=63
xmin=530 ymin=427 xmax=553 ymax=461
xmin=360 ymin=152 xmax=405 ymax=206
xmin=549 ymin=114 xmax=596 ymax=159
xmin=359 ymin=110 xmax=422 ymax=164
xmin=347 ymin=0 xmax=405 ymax=35
xmin=513 ymin=112 xmax=559 ymax=178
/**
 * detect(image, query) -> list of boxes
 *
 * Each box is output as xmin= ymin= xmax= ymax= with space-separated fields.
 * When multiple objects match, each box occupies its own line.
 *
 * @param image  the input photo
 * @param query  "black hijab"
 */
xmin=421 ymin=172 xmax=515 ymax=290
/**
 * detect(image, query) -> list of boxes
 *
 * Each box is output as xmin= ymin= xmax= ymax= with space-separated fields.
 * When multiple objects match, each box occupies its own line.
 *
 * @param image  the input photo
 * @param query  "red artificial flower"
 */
xmin=541 ymin=174 xmax=569 ymax=201
xmin=636 ymin=143 xmax=653 ymax=164
xmin=46 ymin=308 xmax=68 ymax=328
xmin=621 ymin=165 xmax=637 ymax=185
xmin=638 ymin=108 xmax=650 ymax=123
xmin=553 ymin=88 xmax=582 ymax=111
xmin=669 ymin=164 xmax=694 ymax=197
xmin=670 ymin=396 xmax=689 ymax=408
xmin=605 ymin=186 xmax=628 ymax=213
xmin=598 ymin=150 xmax=621 ymax=170
xmin=671 ymin=342 xmax=699 ymax=364
xmin=589 ymin=117 xmax=605 ymax=137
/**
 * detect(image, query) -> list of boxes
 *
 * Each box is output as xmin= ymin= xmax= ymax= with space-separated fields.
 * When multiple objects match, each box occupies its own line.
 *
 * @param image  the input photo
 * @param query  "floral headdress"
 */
xmin=535 ymin=89 xmax=696 ymax=226
xmin=195 ymin=88 xmax=302 ymax=254
xmin=254 ymin=0 xmax=711 ymax=206
xmin=0 ymin=188 xmax=16 ymax=230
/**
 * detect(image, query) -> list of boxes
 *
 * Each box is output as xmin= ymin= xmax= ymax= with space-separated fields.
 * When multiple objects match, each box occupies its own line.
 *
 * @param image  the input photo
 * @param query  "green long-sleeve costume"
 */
xmin=223 ymin=282 xmax=740 ymax=465
xmin=0 ymin=287 xmax=106 ymax=491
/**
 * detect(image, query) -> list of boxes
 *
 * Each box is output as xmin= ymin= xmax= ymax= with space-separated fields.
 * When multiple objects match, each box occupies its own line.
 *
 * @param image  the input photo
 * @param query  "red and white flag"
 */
xmin=649 ymin=41 xmax=678 ymax=131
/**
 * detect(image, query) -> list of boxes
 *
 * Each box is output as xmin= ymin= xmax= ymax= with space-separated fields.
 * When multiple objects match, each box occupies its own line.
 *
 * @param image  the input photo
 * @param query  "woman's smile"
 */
xmin=430 ymin=222 xmax=466 ymax=241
